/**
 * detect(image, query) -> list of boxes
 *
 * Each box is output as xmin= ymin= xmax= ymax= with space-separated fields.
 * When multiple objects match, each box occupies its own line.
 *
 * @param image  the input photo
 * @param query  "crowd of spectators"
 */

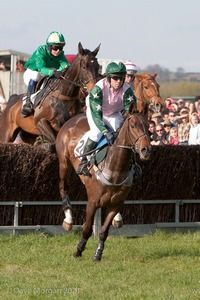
xmin=148 ymin=96 xmax=200 ymax=146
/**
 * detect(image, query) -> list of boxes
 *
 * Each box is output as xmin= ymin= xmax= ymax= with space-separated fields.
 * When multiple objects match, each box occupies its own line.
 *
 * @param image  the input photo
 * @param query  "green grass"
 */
xmin=0 ymin=231 xmax=200 ymax=299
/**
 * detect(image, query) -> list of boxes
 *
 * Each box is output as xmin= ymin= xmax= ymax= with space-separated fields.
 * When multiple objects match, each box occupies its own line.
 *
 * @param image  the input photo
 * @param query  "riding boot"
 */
xmin=21 ymin=79 xmax=37 ymax=118
xmin=76 ymin=138 xmax=96 ymax=177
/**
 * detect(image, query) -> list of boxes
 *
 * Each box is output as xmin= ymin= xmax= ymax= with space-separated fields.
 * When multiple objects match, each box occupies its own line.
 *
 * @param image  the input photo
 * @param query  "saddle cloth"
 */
xmin=74 ymin=132 xmax=108 ymax=165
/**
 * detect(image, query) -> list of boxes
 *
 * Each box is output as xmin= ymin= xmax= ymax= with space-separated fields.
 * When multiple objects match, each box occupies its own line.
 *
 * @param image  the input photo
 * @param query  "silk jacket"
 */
xmin=24 ymin=45 xmax=70 ymax=77
xmin=88 ymin=77 xmax=137 ymax=134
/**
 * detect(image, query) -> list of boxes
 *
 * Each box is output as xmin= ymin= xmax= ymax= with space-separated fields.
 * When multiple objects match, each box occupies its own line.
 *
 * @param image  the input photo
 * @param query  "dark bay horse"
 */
xmin=55 ymin=104 xmax=151 ymax=261
xmin=0 ymin=42 xmax=100 ymax=144
xmin=134 ymin=72 xmax=164 ymax=119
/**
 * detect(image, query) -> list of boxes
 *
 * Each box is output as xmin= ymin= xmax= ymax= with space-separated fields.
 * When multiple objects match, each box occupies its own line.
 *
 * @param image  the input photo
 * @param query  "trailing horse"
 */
xmin=134 ymin=72 xmax=164 ymax=119
xmin=0 ymin=42 xmax=100 ymax=145
xmin=55 ymin=103 xmax=151 ymax=261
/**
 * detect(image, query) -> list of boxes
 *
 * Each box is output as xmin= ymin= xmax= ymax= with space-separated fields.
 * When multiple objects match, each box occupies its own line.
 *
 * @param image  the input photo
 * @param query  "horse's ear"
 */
xmin=152 ymin=72 xmax=157 ymax=78
xmin=129 ymin=102 xmax=138 ymax=114
xmin=92 ymin=44 xmax=101 ymax=57
xmin=78 ymin=42 xmax=84 ymax=55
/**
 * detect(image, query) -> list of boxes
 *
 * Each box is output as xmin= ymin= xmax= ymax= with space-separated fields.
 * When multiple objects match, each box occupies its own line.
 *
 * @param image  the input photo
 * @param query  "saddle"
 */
xmin=32 ymin=76 xmax=54 ymax=109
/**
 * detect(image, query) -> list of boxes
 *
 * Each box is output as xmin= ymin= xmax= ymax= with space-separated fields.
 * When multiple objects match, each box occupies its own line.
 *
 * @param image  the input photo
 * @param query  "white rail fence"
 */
xmin=0 ymin=199 xmax=200 ymax=236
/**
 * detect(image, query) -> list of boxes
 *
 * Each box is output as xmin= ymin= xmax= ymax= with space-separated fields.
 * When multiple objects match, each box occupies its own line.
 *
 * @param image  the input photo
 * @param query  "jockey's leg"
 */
xmin=21 ymin=79 xmax=37 ymax=118
xmin=76 ymin=138 xmax=96 ymax=177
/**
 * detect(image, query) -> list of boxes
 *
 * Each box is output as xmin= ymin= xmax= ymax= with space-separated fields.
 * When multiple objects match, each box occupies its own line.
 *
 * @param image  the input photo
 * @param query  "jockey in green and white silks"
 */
xmin=76 ymin=61 xmax=137 ymax=177
xmin=22 ymin=31 xmax=70 ymax=118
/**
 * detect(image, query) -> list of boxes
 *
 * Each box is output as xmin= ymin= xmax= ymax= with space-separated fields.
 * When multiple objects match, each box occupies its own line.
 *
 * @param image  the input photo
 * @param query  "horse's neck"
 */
xmin=135 ymin=82 xmax=148 ymax=116
xmin=103 ymin=124 xmax=133 ymax=176
xmin=61 ymin=63 xmax=80 ymax=96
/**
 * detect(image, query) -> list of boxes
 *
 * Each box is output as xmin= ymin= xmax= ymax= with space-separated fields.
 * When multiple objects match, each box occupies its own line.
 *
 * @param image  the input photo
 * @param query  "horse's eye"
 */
xmin=144 ymin=86 xmax=148 ymax=89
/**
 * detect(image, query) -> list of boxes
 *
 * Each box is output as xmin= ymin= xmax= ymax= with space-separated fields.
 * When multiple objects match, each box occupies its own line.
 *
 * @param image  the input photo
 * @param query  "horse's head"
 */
xmin=76 ymin=42 xmax=100 ymax=92
xmin=134 ymin=72 xmax=164 ymax=114
xmin=122 ymin=104 xmax=151 ymax=160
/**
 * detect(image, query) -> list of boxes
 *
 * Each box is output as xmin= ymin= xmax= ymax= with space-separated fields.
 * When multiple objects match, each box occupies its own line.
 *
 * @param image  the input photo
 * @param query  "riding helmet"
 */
xmin=124 ymin=61 xmax=138 ymax=75
xmin=105 ymin=62 xmax=126 ymax=77
xmin=46 ymin=31 xmax=66 ymax=47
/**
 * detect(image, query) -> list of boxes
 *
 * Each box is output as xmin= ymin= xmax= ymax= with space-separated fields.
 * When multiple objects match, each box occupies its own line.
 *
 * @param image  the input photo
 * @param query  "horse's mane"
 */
xmin=5 ymin=94 xmax=20 ymax=110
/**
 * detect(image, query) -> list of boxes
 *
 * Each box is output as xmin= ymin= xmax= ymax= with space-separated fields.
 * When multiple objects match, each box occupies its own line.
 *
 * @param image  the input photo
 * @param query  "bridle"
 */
xmin=114 ymin=116 xmax=148 ymax=153
xmin=60 ymin=56 xmax=99 ymax=93
xmin=135 ymin=78 xmax=161 ymax=105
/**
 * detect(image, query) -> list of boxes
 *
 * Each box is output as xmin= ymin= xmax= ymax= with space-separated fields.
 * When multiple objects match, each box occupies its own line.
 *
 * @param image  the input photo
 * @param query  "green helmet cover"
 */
xmin=106 ymin=62 xmax=126 ymax=77
xmin=46 ymin=31 xmax=66 ymax=46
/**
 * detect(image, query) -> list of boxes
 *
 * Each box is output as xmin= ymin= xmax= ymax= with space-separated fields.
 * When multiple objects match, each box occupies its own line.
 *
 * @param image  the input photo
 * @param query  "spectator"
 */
xmin=177 ymin=108 xmax=190 ymax=145
xmin=161 ymin=108 xmax=170 ymax=123
xmin=148 ymin=120 xmax=156 ymax=141
xmin=164 ymin=97 xmax=174 ymax=110
xmin=194 ymin=95 xmax=200 ymax=118
xmin=151 ymin=112 xmax=163 ymax=125
xmin=188 ymin=102 xmax=196 ymax=117
xmin=168 ymin=127 xmax=179 ymax=145
xmin=177 ymin=98 xmax=185 ymax=111
xmin=188 ymin=114 xmax=200 ymax=145
xmin=168 ymin=111 xmax=177 ymax=127
xmin=163 ymin=120 xmax=172 ymax=142
xmin=151 ymin=124 xmax=168 ymax=145
xmin=0 ymin=61 xmax=9 ymax=71
xmin=16 ymin=60 xmax=25 ymax=72
xmin=169 ymin=102 xmax=179 ymax=113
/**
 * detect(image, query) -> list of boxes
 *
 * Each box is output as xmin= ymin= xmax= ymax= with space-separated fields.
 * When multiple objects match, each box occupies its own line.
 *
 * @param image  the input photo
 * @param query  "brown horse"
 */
xmin=134 ymin=72 xmax=164 ymax=119
xmin=0 ymin=42 xmax=100 ymax=144
xmin=55 ymin=104 xmax=151 ymax=261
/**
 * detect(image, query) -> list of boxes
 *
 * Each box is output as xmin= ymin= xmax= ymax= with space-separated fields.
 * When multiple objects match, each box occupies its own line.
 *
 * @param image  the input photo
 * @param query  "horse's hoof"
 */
xmin=73 ymin=251 xmax=82 ymax=258
xmin=62 ymin=221 xmax=72 ymax=231
xmin=93 ymin=255 xmax=101 ymax=262
xmin=112 ymin=219 xmax=123 ymax=228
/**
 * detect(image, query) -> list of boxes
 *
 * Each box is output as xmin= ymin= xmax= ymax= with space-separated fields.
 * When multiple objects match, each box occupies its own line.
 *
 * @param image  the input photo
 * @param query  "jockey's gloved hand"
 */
xmin=53 ymin=70 xmax=62 ymax=78
xmin=104 ymin=132 xmax=114 ymax=145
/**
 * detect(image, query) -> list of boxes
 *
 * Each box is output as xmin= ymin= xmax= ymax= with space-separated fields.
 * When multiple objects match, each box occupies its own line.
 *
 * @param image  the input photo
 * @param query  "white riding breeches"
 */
xmin=23 ymin=69 xmax=42 ymax=86
xmin=86 ymin=98 xmax=124 ymax=142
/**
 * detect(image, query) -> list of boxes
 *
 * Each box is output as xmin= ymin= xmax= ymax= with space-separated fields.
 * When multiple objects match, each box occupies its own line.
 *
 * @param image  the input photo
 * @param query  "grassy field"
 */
xmin=0 ymin=230 xmax=200 ymax=300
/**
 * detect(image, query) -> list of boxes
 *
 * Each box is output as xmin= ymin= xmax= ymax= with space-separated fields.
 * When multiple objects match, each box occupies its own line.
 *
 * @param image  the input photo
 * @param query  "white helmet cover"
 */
xmin=125 ymin=61 xmax=138 ymax=75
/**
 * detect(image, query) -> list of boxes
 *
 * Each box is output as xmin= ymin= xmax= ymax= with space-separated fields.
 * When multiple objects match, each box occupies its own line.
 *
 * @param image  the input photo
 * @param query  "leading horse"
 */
xmin=55 ymin=103 xmax=151 ymax=261
xmin=0 ymin=42 xmax=100 ymax=145
xmin=134 ymin=72 xmax=164 ymax=119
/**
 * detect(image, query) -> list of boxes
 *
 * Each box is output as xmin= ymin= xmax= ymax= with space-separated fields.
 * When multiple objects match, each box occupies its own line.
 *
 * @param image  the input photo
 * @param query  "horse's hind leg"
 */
xmin=73 ymin=201 xmax=97 ymax=258
xmin=112 ymin=212 xmax=123 ymax=228
xmin=58 ymin=156 xmax=73 ymax=231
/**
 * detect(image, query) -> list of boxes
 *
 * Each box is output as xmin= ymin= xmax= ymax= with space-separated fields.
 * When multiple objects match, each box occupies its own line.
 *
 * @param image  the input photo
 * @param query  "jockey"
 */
xmin=76 ymin=61 xmax=137 ymax=177
xmin=124 ymin=61 xmax=138 ymax=90
xmin=22 ymin=31 xmax=70 ymax=118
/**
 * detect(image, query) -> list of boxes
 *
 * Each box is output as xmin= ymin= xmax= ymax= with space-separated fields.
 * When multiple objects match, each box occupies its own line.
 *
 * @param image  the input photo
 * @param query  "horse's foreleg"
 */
xmin=93 ymin=208 xmax=121 ymax=261
xmin=36 ymin=118 xmax=56 ymax=144
xmin=73 ymin=201 xmax=97 ymax=258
